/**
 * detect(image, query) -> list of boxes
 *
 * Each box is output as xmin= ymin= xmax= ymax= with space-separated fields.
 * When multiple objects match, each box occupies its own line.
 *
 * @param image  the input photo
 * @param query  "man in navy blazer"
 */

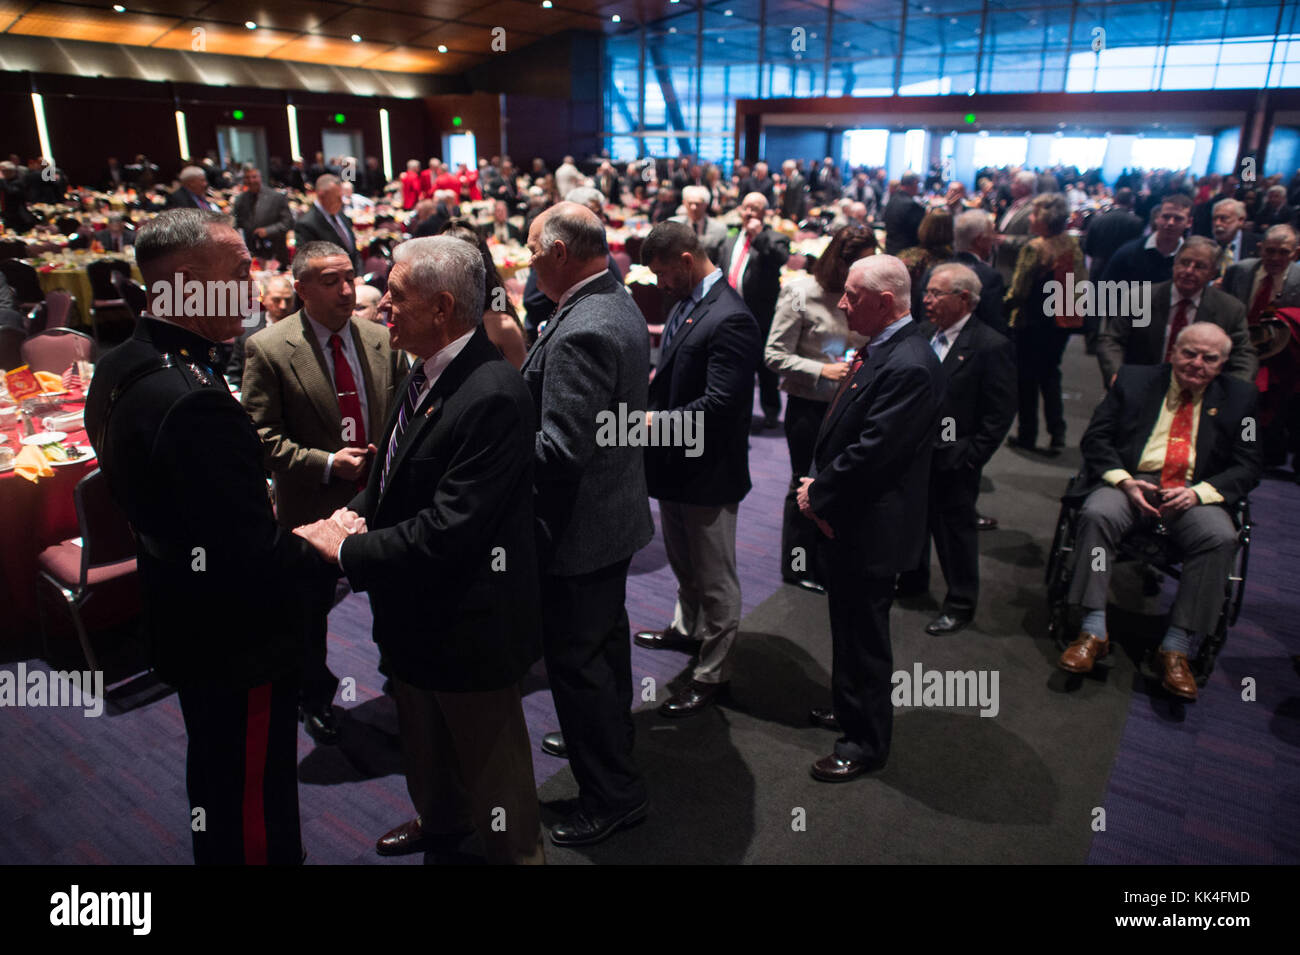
xmin=634 ymin=221 xmax=762 ymax=716
xmin=293 ymin=175 xmax=361 ymax=272
xmin=797 ymin=255 xmax=945 ymax=781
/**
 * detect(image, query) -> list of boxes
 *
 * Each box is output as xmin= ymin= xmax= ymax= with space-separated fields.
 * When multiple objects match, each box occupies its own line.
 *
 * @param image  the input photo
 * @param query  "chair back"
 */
xmin=20 ymin=327 xmax=95 ymax=373
xmin=0 ymin=239 xmax=27 ymax=260
xmin=0 ymin=259 xmax=44 ymax=306
xmin=629 ymin=281 xmax=665 ymax=325
xmin=0 ymin=325 xmax=23 ymax=370
xmin=610 ymin=250 xmax=632 ymax=276
xmin=625 ymin=234 xmax=644 ymax=263
xmin=110 ymin=272 xmax=147 ymax=319
xmin=55 ymin=216 xmax=80 ymax=236
xmin=75 ymin=469 xmax=137 ymax=581
xmin=87 ymin=260 xmax=132 ymax=301
xmin=44 ymin=289 xmax=74 ymax=329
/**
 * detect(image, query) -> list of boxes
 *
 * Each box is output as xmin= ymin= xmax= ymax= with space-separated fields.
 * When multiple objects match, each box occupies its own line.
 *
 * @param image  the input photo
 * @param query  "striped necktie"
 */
xmin=380 ymin=366 xmax=428 ymax=493
xmin=661 ymin=297 xmax=692 ymax=351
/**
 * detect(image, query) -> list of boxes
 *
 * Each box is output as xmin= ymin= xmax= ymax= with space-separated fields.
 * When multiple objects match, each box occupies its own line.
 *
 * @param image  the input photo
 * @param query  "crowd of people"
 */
xmin=4 ymin=142 xmax=1296 ymax=864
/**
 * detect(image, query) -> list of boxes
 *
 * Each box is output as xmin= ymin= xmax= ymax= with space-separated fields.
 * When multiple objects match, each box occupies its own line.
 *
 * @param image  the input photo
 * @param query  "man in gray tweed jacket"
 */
xmin=521 ymin=202 xmax=655 ymax=847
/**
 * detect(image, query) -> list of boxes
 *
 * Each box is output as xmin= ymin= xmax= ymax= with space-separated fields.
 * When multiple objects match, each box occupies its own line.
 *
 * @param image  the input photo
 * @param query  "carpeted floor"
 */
xmin=2 ymin=335 xmax=1297 ymax=864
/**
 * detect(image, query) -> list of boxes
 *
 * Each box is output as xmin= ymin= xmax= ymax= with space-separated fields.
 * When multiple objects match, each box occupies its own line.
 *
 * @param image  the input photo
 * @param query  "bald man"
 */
xmin=352 ymin=283 xmax=384 ymax=324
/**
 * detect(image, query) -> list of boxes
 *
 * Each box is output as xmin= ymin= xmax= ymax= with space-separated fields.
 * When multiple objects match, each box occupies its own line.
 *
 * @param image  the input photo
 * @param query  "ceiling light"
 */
xmin=112 ymin=4 xmax=125 ymax=11
xmin=724 ymin=9 xmax=733 ymax=15
xmin=669 ymin=27 xmax=676 ymax=33
xmin=611 ymin=14 xmax=621 ymax=22
xmin=437 ymin=44 xmax=448 ymax=52
xmin=245 ymin=21 xmax=257 ymax=30
xmin=351 ymin=34 xmax=362 ymax=42
xmin=542 ymin=0 xmax=552 ymax=6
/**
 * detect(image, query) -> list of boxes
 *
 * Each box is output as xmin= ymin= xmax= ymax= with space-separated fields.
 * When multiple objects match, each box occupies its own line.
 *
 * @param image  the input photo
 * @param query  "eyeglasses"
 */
xmin=923 ymin=288 xmax=961 ymax=299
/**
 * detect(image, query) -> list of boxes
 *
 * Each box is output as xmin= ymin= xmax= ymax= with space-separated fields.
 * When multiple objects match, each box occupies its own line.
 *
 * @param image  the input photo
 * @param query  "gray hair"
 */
xmin=565 ymin=186 xmax=604 ymax=209
xmin=849 ymin=254 xmax=911 ymax=313
xmin=291 ymin=241 xmax=351 ymax=280
xmin=393 ymin=235 xmax=485 ymax=329
xmin=178 ymin=165 xmax=206 ymax=182
xmin=1267 ymin=184 xmax=1287 ymax=199
xmin=930 ymin=262 xmax=982 ymax=302
xmin=1264 ymin=223 xmax=1299 ymax=246
xmin=681 ymin=185 xmax=710 ymax=204
xmin=315 ymin=173 xmax=341 ymax=192
xmin=1177 ymin=235 xmax=1220 ymax=264
xmin=741 ymin=191 xmax=770 ymax=210
xmin=134 ymin=208 xmax=231 ymax=271
xmin=540 ymin=205 xmax=608 ymax=261
xmin=953 ymin=209 xmax=994 ymax=252
xmin=1212 ymin=197 xmax=1246 ymax=219
xmin=1013 ymin=170 xmax=1038 ymax=190
xmin=1174 ymin=321 xmax=1231 ymax=354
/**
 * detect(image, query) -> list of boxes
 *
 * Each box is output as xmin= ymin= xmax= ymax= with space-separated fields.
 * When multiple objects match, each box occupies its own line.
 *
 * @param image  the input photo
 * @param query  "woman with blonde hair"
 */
xmin=1003 ymin=192 xmax=1086 ymax=454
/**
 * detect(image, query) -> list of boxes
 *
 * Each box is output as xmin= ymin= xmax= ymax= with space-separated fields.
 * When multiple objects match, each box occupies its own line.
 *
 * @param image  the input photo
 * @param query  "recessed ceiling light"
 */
xmin=669 ymin=27 xmax=676 ymax=33
xmin=611 ymin=14 xmax=621 ymax=22
xmin=542 ymin=0 xmax=552 ymax=6
xmin=437 ymin=44 xmax=448 ymax=52
xmin=724 ymin=9 xmax=733 ymax=15
xmin=351 ymin=34 xmax=362 ymax=42
xmin=112 ymin=4 xmax=125 ymax=12
xmin=245 ymin=21 xmax=257 ymax=30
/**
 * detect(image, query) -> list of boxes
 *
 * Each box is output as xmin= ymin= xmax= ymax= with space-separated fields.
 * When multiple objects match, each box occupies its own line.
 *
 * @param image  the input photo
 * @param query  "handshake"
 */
xmin=294 ymin=508 xmax=367 ymax=564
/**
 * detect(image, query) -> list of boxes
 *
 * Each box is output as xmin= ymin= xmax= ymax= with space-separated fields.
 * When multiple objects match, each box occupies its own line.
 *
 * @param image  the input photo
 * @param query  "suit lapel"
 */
xmin=349 ymin=320 xmax=384 ymax=440
xmin=1149 ymin=286 xmax=1171 ymax=362
xmin=942 ymin=319 xmax=976 ymax=372
xmin=1132 ymin=367 xmax=1170 ymax=464
xmin=522 ymin=272 xmax=616 ymax=371
xmin=659 ymin=278 xmax=724 ymax=371
xmin=1193 ymin=376 xmax=1223 ymax=482
xmin=287 ymin=313 xmax=342 ymax=436
xmin=817 ymin=323 xmax=911 ymax=445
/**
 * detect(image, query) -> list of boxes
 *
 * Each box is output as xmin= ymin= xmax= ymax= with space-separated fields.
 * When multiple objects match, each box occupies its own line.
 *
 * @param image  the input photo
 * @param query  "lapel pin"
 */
xmin=1207 ymin=407 xmax=1218 ymax=416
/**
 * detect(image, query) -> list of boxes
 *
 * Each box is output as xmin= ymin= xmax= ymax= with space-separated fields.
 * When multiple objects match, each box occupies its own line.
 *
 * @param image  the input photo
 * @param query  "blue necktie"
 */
xmin=380 ymin=367 xmax=428 ymax=493
xmin=932 ymin=331 xmax=947 ymax=358
xmin=661 ymin=297 xmax=691 ymax=351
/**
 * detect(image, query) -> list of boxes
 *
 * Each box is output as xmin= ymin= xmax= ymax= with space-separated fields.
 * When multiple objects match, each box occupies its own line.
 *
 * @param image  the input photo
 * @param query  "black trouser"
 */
xmin=177 ymin=675 xmax=302 ymax=865
xmin=1014 ymin=322 xmax=1070 ymax=445
xmin=781 ymin=394 xmax=829 ymax=584
xmin=301 ymin=575 xmax=341 ymax=711
xmin=825 ymin=556 xmax=895 ymax=767
xmin=756 ymin=310 xmax=782 ymax=420
xmin=541 ymin=557 xmax=647 ymax=817
xmin=898 ymin=465 xmax=981 ymax=617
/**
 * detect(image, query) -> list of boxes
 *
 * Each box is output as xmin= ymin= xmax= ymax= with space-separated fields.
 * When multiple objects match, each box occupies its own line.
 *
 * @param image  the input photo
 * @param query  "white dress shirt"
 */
xmin=930 ymin=313 xmax=971 ymax=363
xmin=306 ymin=312 xmax=370 ymax=484
xmin=556 ymin=269 xmax=609 ymax=310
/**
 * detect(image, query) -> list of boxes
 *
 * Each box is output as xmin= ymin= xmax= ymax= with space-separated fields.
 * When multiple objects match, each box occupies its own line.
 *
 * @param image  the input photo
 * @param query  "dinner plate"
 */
xmin=21 ymin=431 xmax=67 ymax=446
xmin=51 ymin=452 xmax=94 ymax=467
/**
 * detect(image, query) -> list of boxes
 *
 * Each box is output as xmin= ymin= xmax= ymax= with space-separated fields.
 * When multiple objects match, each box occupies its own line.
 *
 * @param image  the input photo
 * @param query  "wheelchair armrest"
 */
xmin=1060 ymin=471 xmax=1092 ymax=505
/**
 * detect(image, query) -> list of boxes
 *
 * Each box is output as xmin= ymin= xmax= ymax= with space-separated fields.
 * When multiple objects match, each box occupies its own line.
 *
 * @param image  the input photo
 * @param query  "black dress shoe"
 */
xmin=1049 ymin=435 xmax=1066 ymax=450
xmin=794 ymin=579 xmax=827 ymax=595
xmin=541 ymin=732 xmax=567 ymax=759
xmin=926 ymin=613 xmax=972 ymax=635
xmin=659 ymin=680 xmax=725 ymax=718
xmin=975 ymin=514 xmax=998 ymax=531
xmin=1006 ymin=435 xmax=1037 ymax=452
xmin=810 ymin=753 xmax=879 ymax=782
xmin=549 ymin=801 xmax=648 ymax=847
xmin=633 ymin=628 xmax=700 ymax=653
xmin=300 ymin=704 xmax=340 ymax=745
xmin=808 ymin=706 xmax=840 ymax=730
xmin=376 ymin=818 xmax=471 ymax=857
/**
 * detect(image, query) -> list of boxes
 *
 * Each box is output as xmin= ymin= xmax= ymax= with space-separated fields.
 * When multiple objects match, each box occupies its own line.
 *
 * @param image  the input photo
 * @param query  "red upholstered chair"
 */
xmin=110 ymin=271 xmax=147 ymax=320
xmin=86 ymin=260 xmax=133 ymax=341
xmin=20 ymin=327 xmax=95 ymax=373
xmin=610 ymin=250 xmax=632 ymax=276
xmin=37 ymin=468 xmax=140 ymax=672
xmin=40 ymin=288 xmax=74 ymax=331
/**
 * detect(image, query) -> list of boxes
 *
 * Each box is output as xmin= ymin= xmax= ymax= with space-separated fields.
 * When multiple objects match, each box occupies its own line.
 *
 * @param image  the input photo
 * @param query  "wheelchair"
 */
xmin=1043 ymin=474 xmax=1251 ymax=686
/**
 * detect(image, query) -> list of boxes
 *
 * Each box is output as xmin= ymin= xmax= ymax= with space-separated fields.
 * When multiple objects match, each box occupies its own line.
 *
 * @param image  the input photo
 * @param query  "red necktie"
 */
xmin=1160 ymin=389 xmax=1195 ymax=489
xmin=728 ymin=234 xmax=751 ymax=289
xmin=1164 ymin=298 xmax=1192 ymax=362
xmin=329 ymin=334 xmax=367 ymax=483
xmin=824 ymin=351 xmax=866 ymax=421
xmin=1248 ymin=273 xmax=1275 ymax=324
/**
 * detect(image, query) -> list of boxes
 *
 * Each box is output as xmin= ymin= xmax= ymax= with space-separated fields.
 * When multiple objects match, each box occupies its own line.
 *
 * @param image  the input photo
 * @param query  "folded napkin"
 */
xmin=35 ymin=370 xmax=64 ymax=392
xmin=15 ymin=445 xmax=54 ymax=483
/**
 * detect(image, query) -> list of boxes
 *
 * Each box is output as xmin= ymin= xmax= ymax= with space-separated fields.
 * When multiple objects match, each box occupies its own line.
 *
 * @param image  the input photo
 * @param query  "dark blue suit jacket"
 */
xmin=645 ymin=275 xmax=761 ymax=505
xmin=810 ymin=320 xmax=946 ymax=578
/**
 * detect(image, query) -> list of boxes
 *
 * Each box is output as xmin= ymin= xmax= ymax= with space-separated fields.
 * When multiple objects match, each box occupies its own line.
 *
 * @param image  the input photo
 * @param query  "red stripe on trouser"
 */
xmin=242 ymin=683 xmax=272 ymax=865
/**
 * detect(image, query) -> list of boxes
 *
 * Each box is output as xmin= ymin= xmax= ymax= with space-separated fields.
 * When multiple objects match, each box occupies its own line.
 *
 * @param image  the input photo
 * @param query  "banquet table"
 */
xmin=0 ymin=388 xmax=98 ymax=639
xmin=31 ymin=257 xmax=143 ymax=327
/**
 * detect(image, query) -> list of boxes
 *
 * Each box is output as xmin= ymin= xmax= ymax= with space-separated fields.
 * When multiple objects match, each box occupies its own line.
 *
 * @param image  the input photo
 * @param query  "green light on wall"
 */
xmin=964 ymin=113 xmax=976 ymax=124
xmin=334 ymin=113 xmax=346 ymax=124
xmin=232 ymin=109 xmax=245 ymax=120
xmin=452 ymin=116 xmax=463 ymax=127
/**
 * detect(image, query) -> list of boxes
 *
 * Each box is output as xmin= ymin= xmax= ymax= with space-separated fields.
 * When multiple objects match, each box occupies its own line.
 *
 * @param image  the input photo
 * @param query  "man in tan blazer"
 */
xmin=241 ymin=240 xmax=408 ymax=743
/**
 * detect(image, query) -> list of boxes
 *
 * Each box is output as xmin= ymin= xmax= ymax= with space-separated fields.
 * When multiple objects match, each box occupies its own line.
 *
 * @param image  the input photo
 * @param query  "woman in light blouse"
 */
xmin=765 ymin=225 xmax=876 ymax=591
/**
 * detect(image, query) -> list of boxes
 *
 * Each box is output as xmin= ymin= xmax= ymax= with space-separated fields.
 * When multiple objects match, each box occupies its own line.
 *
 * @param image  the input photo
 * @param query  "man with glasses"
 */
xmin=1057 ymin=323 xmax=1260 ymax=702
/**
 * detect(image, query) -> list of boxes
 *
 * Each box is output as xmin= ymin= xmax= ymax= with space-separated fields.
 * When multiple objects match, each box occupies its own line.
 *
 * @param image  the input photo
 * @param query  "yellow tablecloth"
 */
xmin=34 ymin=261 xmax=142 ymax=326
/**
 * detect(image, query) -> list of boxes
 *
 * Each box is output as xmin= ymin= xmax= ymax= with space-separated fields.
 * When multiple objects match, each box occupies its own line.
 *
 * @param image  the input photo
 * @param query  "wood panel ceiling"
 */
xmin=0 ymin=0 xmax=688 ymax=74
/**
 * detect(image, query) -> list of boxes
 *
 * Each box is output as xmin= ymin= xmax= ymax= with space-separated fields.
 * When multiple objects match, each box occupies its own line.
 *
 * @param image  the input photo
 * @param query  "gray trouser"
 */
xmin=660 ymin=500 xmax=742 ymax=684
xmin=1067 ymin=479 xmax=1238 ymax=634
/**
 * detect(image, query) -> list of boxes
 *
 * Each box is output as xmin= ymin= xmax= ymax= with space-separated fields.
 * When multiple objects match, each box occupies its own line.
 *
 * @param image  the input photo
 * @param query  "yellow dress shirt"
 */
xmin=1101 ymin=377 xmax=1224 ymax=504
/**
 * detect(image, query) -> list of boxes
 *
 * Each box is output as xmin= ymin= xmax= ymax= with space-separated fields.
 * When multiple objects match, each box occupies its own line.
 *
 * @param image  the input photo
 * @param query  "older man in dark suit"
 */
xmin=921 ymin=209 xmax=1006 ymax=333
xmin=1097 ymin=237 xmax=1257 ymax=387
xmin=166 ymin=166 xmax=218 ymax=211
xmin=241 ymin=241 xmax=406 ymax=745
xmin=897 ymin=263 xmax=1015 ymax=635
xmin=883 ymin=172 xmax=926 ymax=255
xmin=719 ymin=191 xmax=790 ymax=428
xmin=993 ymin=170 xmax=1038 ymax=278
xmin=522 ymin=202 xmax=654 ymax=846
xmin=1058 ymin=323 xmax=1261 ymax=701
xmin=634 ymin=221 xmax=762 ymax=715
xmin=233 ymin=166 xmax=293 ymax=264
xmin=295 ymin=236 xmax=545 ymax=864
xmin=797 ymin=255 xmax=945 ymax=781
xmin=294 ymin=175 xmax=361 ymax=272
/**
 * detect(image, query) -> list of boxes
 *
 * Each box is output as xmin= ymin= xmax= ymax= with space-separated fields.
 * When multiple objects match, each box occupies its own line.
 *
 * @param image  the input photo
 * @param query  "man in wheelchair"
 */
xmin=1057 ymin=323 xmax=1261 ymax=700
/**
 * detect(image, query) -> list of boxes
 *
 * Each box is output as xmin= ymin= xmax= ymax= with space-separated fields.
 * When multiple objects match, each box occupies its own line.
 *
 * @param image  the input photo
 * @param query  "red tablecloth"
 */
xmin=0 ymin=393 xmax=97 ymax=639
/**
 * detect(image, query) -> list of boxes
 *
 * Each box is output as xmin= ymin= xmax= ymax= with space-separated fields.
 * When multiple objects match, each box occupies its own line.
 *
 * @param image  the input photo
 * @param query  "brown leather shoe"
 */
xmin=1058 ymin=632 xmax=1109 ymax=673
xmin=375 ymin=818 xmax=471 ymax=857
xmin=1160 ymin=651 xmax=1198 ymax=701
